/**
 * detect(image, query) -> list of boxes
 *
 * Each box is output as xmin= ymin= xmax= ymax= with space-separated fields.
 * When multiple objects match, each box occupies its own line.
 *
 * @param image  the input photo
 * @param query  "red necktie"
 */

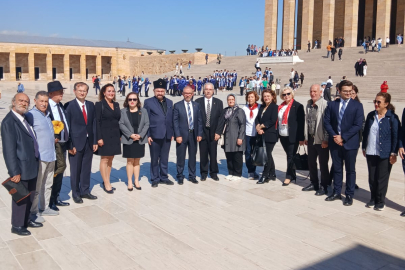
xmin=82 ymin=105 xmax=87 ymax=124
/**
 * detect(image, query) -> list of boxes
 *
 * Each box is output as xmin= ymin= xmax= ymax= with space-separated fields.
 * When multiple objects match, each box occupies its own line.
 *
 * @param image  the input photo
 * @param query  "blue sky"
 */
xmin=0 ymin=0 xmax=290 ymax=55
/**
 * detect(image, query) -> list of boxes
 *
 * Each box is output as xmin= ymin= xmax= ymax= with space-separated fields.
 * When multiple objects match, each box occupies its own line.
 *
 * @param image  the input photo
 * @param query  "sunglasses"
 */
xmin=128 ymin=98 xmax=138 ymax=102
xmin=373 ymin=100 xmax=382 ymax=105
xmin=282 ymin=92 xmax=292 ymax=97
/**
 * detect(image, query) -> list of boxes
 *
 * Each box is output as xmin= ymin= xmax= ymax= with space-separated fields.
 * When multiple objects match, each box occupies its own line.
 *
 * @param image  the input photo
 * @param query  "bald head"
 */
xmin=310 ymin=84 xmax=322 ymax=102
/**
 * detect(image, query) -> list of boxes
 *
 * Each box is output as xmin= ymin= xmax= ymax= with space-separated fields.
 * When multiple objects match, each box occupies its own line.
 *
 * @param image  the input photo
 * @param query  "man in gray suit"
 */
xmin=1 ymin=93 xmax=43 ymax=236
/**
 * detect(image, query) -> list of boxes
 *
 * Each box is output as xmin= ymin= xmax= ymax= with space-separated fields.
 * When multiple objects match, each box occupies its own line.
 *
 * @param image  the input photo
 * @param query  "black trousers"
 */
xmin=262 ymin=142 xmax=276 ymax=177
xmin=366 ymin=155 xmax=392 ymax=204
xmin=12 ymin=178 xmax=37 ymax=227
xmin=280 ymin=136 xmax=299 ymax=180
xmin=199 ymin=134 xmax=219 ymax=178
xmin=176 ymin=133 xmax=197 ymax=180
xmin=225 ymin=151 xmax=243 ymax=176
xmin=240 ymin=87 xmax=244 ymax=96
xmin=69 ymin=140 xmax=93 ymax=198
xmin=307 ymin=136 xmax=330 ymax=190
xmin=50 ymin=142 xmax=67 ymax=206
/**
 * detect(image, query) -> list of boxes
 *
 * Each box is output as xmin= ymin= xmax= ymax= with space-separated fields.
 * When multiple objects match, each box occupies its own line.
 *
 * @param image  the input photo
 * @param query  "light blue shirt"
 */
xmin=49 ymin=99 xmax=69 ymax=142
xmin=17 ymin=84 xmax=25 ymax=92
xmin=28 ymin=107 xmax=56 ymax=162
xmin=366 ymin=112 xmax=384 ymax=156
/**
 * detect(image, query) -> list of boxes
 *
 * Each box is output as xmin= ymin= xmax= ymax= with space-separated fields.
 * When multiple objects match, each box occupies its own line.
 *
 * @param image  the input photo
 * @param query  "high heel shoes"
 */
xmin=282 ymin=178 xmax=296 ymax=186
xmin=102 ymin=183 xmax=114 ymax=194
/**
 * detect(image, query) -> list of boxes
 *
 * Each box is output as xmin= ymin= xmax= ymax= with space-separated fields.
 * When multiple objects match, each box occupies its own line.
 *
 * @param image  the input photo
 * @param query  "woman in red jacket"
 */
xmin=380 ymin=81 xmax=389 ymax=93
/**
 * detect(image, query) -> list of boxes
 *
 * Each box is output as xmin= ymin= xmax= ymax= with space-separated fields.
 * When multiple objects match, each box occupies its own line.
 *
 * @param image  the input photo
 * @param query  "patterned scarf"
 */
xmin=248 ymin=103 xmax=258 ymax=119
xmin=225 ymin=105 xmax=239 ymax=120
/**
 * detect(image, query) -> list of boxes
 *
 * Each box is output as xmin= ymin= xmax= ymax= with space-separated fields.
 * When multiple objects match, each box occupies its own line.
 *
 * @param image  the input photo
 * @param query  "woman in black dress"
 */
xmin=95 ymin=84 xmax=121 ymax=194
xmin=119 ymin=93 xmax=149 ymax=191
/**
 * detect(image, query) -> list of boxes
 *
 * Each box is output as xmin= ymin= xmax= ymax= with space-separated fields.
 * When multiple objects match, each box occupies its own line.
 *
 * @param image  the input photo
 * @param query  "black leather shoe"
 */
xmin=81 ymin=193 xmax=97 ymax=200
xmin=189 ymin=178 xmax=198 ymax=184
xmin=73 ymin=197 xmax=83 ymax=204
xmin=269 ymin=175 xmax=277 ymax=181
xmin=160 ymin=180 xmax=174 ymax=185
xmin=366 ymin=200 xmax=375 ymax=208
xmin=11 ymin=226 xmax=31 ymax=236
xmin=56 ymin=200 xmax=70 ymax=207
xmin=325 ymin=193 xmax=342 ymax=201
xmin=151 ymin=183 xmax=158 ymax=188
xmin=200 ymin=176 xmax=207 ymax=181
xmin=343 ymin=195 xmax=353 ymax=206
xmin=27 ymin=220 xmax=43 ymax=228
xmin=315 ymin=190 xmax=325 ymax=196
xmin=178 ymin=179 xmax=184 ymax=185
xmin=256 ymin=176 xmax=267 ymax=184
xmin=302 ymin=184 xmax=316 ymax=191
xmin=400 ymin=211 xmax=405 ymax=217
xmin=211 ymin=175 xmax=219 ymax=181
xmin=355 ymin=184 xmax=359 ymax=190
xmin=49 ymin=203 xmax=60 ymax=211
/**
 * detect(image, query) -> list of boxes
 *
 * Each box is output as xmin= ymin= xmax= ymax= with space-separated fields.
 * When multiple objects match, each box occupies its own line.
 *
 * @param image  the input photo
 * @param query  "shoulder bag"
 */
xmin=251 ymin=136 xmax=267 ymax=167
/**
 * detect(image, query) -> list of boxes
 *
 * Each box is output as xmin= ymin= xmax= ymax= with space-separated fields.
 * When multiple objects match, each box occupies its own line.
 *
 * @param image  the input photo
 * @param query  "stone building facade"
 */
xmin=0 ymin=34 xmax=163 ymax=81
xmin=264 ymin=0 xmax=405 ymax=50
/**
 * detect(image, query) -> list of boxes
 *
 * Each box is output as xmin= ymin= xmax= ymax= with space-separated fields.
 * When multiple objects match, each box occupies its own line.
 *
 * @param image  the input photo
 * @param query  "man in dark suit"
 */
xmin=324 ymin=80 xmax=364 ymax=206
xmin=173 ymin=85 xmax=203 ymax=184
xmin=46 ymin=81 xmax=70 ymax=211
xmin=1 ymin=93 xmax=43 ymax=235
xmin=64 ymin=82 xmax=98 ymax=203
xmin=398 ymin=109 xmax=405 ymax=217
xmin=195 ymin=82 xmax=224 ymax=181
xmin=144 ymin=79 xmax=174 ymax=187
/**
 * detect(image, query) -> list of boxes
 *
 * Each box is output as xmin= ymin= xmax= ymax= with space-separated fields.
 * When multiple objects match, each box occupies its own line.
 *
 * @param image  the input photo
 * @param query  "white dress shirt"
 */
xmin=204 ymin=97 xmax=213 ymax=112
xmin=278 ymin=105 xmax=289 ymax=136
xmin=12 ymin=110 xmax=35 ymax=136
xmin=184 ymin=100 xmax=194 ymax=128
xmin=76 ymin=98 xmax=88 ymax=137
xmin=242 ymin=104 xmax=260 ymax=136
xmin=49 ymin=99 xmax=69 ymax=142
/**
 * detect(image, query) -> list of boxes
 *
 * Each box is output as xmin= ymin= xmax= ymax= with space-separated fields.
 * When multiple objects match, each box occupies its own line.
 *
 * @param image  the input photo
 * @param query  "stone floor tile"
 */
xmin=70 ymin=204 xmax=118 ymax=227
xmin=29 ymin=221 xmax=62 ymax=241
xmin=6 ymin=236 xmax=42 ymax=256
xmin=15 ymin=250 xmax=61 ymax=270
xmin=0 ymin=247 xmax=22 ymax=270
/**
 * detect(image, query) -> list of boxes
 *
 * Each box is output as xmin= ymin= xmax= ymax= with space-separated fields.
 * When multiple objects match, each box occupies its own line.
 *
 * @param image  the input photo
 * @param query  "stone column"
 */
xmin=376 ymin=0 xmax=391 ymax=47
xmin=80 ymin=54 xmax=86 ymax=80
xmin=9 ymin=52 xmax=16 ymax=81
xmin=264 ymin=0 xmax=278 ymax=49
xmin=344 ymin=0 xmax=359 ymax=47
xmin=28 ymin=52 xmax=35 ymax=81
xmin=64 ymin=53 xmax=70 ymax=81
xmin=313 ymin=0 xmax=324 ymax=44
xmin=46 ymin=53 xmax=52 ymax=80
xmin=321 ymin=0 xmax=335 ymax=48
xmin=282 ymin=0 xmax=296 ymax=49
xmin=301 ymin=0 xmax=314 ymax=50
xmin=96 ymin=55 xmax=102 ymax=77
xmin=396 ymin=0 xmax=405 ymax=41
xmin=364 ymin=0 xmax=374 ymax=38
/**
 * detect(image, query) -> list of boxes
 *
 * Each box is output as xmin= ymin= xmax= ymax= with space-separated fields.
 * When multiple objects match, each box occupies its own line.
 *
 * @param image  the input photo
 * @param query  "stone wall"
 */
xmin=0 ymin=52 xmax=10 ymax=80
xmin=52 ymin=54 xmax=64 ymax=80
xmin=129 ymin=52 xmax=217 ymax=76
xmin=15 ymin=53 xmax=29 ymax=80
xmin=86 ymin=55 xmax=96 ymax=79
xmin=34 ymin=53 xmax=47 ymax=80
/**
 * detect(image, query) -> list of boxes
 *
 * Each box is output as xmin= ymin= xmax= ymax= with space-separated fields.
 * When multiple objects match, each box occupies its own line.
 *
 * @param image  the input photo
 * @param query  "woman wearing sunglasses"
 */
xmin=278 ymin=87 xmax=305 ymax=186
xmin=362 ymin=92 xmax=399 ymax=211
xmin=119 ymin=93 xmax=150 ymax=191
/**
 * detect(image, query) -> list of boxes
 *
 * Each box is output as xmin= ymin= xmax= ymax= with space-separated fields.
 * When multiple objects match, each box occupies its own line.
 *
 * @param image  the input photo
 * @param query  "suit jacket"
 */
xmin=119 ymin=107 xmax=149 ymax=145
xmin=64 ymin=99 xmax=97 ymax=151
xmin=399 ymin=108 xmax=405 ymax=149
xmin=283 ymin=100 xmax=305 ymax=143
xmin=1 ymin=111 xmax=39 ymax=180
xmin=144 ymin=96 xmax=174 ymax=140
xmin=195 ymin=97 xmax=224 ymax=141
xmin=324 ymin=98 xmax=364 ymax=150
xmin=255 ymin=103 xmax=278 ymax=143
xmin=173 ymin=100 xmax=203 ymax=142
xmin=47 ymin=101 xmax=70 ymax=143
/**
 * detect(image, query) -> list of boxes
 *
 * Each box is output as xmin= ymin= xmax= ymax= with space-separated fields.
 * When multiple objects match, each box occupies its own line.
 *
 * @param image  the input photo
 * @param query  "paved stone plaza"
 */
xmin=0 ymin=79 xmax=405 ymax=269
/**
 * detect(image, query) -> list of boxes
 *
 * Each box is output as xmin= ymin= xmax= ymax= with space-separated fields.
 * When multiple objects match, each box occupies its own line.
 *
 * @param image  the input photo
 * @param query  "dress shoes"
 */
xmin=211 ymin=175 xmax=219 ymax=181
xmin=56 ymin=200 xmax=70 ymax=207
xmin=257 ymin=176 xmax=268 ymax=184
xmin=200 ymin=176 xmax=207 ymax=181
xmin=81 ymin=193 xmax=97 ymax=200
xmin=343 ymin=195 xmax=353 ymax=206
xmin=400 ymin=211 xmax=405 ymax=217
xmin=302 ymin=184 xmax=316 ymax=192
xmin=269 ymin=175 xmax=277 ymax=181
xmin=11 ymin=226 xmax=31 ymax=236
xmin=27 ymin=220 xmax=44 ymax=228
xmin=325 ymin=193 xmax=342 ymax=201
xmin=366 ymin=200 xmax=375 ymax=208
xmin=73 ymin=197 xmax=83 ymax=204
xmin=49 ymin=203 xmax=60 ymax=211
xmin=374 ymin=203 xmax=385 ymax=211
xmin=151 ymin=183 xmax=158 ymax=188
xmin=178 ymin=179 xmax=184 ymax=185
xmin=315 ymin=189 xmax=326 ymax=196
xmin=160 ymin=180 xmax=174 ymax=185
xmin=135 ymin=185 xmax=142 ymax=190
xmin=189 ymin=178 xmax=198 ymax=184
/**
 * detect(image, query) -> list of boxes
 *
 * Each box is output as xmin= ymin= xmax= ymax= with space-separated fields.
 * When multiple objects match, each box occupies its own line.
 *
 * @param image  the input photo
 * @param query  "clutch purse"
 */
xmin=2 ymin=178 xmax=31 ymax=203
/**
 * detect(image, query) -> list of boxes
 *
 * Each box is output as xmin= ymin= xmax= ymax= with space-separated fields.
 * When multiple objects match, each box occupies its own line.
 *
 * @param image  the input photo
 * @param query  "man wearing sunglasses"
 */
xmin=324 ymin=80 xmax=364 ymax=206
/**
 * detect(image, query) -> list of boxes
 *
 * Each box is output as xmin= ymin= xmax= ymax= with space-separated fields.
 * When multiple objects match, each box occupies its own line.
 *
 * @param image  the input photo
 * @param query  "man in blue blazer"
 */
xmin=144 ymin=79 xmax=174 ymax=187
xmin=173 ymin=86 xmax=203 ymax=184
xmin=64 ymin=82 xmax=98 ymax=203
xmin=324 ymin=80 xmax=364 ymax=206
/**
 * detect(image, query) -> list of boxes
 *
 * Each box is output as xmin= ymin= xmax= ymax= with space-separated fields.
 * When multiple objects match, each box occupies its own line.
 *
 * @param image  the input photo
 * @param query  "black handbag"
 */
xmin=251 ymin=136 xmax=267 ymax=167
xmin=291 ymin=146 xmax=309 ymax=171
xmin=2 ymin=178 xmax=31 ymax=203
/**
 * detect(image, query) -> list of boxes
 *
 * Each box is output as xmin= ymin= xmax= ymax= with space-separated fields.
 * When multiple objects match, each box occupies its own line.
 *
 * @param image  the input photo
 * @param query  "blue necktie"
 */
xmin=187 ymin=102 xmax=193 ymax=130
xmin=23 ymin=118 xmax=39 ymax=158
xmin=338 ymin=99 xmax=347 ymax=134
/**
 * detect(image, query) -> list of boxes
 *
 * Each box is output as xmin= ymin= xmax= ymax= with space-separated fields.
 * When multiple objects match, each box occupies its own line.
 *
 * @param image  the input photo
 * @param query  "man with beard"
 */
xmin=1 ymin=93 xmax=41 ymax=235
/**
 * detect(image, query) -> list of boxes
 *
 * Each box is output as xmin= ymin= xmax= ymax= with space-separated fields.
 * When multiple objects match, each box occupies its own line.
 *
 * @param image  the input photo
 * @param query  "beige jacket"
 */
xmin=304 ymin=98 xmax=329 ymax=144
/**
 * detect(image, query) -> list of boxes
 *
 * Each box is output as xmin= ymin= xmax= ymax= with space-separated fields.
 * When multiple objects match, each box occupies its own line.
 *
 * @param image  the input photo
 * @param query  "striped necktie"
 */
xmin=338 ymin=99 xmax=347 ymax=134
xmin=187 ymin=102 xmax=193 ymax=130
xmin=206 ymin=100 xmax=211 ymax=127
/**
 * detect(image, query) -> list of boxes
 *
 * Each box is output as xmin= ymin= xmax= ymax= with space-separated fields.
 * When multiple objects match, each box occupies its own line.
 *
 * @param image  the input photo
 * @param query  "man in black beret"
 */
xmin=144 ymin=79 xmax=174 ymax=187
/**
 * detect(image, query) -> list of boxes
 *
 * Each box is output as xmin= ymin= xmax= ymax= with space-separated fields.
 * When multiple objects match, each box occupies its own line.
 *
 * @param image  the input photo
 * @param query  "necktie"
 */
xmin=338 ymin=99 xmax=347 ymax=134
xmin=187 ymin=102 xmax=194 ymax=130
xmin=206 ymin=100 xmax=211 ymax=127
xmin=56 ymin=104 xmax=69 ymax=139
xmin=82 ymin=105 xmax=87 ymax=124
xmin=23 ymin=119 xmax=39 ymax=158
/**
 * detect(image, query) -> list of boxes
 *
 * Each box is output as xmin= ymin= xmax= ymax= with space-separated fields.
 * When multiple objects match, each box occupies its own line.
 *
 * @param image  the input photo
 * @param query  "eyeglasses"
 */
xmin=373 ymin=100 xmax=382 ymax=105
xmin=128 ymin=98 xmax=138 ymax=102
xmin=282 ymin=92 xmax=292 ymax=97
